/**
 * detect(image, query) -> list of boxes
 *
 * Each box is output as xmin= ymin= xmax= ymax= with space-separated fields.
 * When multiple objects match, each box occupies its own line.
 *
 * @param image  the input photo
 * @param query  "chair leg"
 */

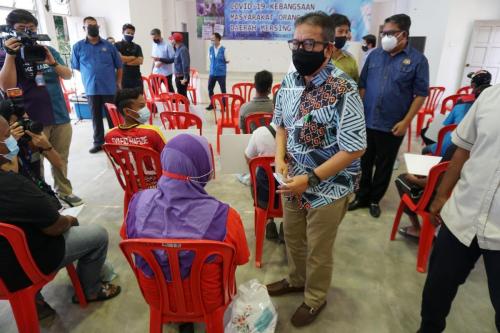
xmin=193 ymin=90 xmax=197 ymax=105
xmin=407 ymin=124 xmax=412 ymax=152
xmin=205 ymin=307 xmax=225 ymax=333
xmin=149 ymin=307 xmax=163 ymax=333
xmin=390 ymin=200 xmax=406 ymax=240
xmin=216 ymin=125 xmax=222 ymax=154
xmin=416 ymin=113 xmax=425 ymax=137
xmin=66 ymin=264 xmax=88 ymax=308
xmin=416 ymin=213 xmax=436 ymax=273
xmin=254 ymin=208 xmax=266 ymax=268
xmin=9 ymin=290 xmax=40 ymax=333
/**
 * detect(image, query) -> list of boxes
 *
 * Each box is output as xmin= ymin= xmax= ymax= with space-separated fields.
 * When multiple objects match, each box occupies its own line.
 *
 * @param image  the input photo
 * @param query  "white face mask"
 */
xmin=381 ymin=35 xmax=398 ymax=52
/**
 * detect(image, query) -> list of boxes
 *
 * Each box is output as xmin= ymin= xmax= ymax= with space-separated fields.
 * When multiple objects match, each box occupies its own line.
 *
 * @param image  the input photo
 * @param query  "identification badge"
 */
xmin=35 ymin=73 xmax=45 ymax=86
xmin=402 ymin=58 xmax=411 ymax=65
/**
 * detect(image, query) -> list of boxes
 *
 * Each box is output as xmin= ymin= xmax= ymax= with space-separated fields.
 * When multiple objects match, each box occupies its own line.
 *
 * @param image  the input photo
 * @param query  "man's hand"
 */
xmin=154 ymin=61 xmax=162 ymax=68
xmin=25 ymin=130 xmax=51 ymax=150
xmin=66 ymin=216 xmax=79 ymax=227
xmin=428 ymin=195 xmax=448 ymax=226
xmin=10 ymin=122 xmax=24 ymax=141
xmin=277 ymin=174 xmax=308 ymax=195
xmin=180 ymin=79 xmax=187 ymax=85
xmin=4 ymin=38 xmax=21 ymax=54
xmin=392 ymin=120 xmax=410 ymax=137
xmin=42 ymin=46 xmax=56 ymax=65
xmin=275 ymin=158 xmax=288 ymax=177
xmin=152 ymin=57 xmax=159 ymax=61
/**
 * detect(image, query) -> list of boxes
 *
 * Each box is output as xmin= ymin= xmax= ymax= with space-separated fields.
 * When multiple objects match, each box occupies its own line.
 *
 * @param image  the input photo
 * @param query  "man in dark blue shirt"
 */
xmin=71 ymin=16 xmax=123 ymax=154
xmin=350 ymin=14 xmax=429 ymax=218
xmin=172 ymin=32 xmax=190 ymax=97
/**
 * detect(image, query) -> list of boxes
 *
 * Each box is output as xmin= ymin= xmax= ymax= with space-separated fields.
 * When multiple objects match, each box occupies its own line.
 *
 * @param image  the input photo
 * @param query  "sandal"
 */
xmin=72 ymin=283 xmax=121 ymax=304
xmin=398 ymin=226 xmax=420 ymax=240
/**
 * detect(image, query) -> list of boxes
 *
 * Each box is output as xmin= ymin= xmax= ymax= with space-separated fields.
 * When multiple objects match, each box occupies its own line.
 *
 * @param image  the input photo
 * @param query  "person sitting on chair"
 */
xmin=125 ymin=134 xmax=250 ymax=333
xmin=239 ymin=70 xmax=274 ymax=134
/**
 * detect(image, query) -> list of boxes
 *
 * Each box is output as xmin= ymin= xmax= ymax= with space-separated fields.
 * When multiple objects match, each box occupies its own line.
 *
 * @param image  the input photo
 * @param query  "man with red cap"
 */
xmin=171 ymin=32 xmax=190 ymax=97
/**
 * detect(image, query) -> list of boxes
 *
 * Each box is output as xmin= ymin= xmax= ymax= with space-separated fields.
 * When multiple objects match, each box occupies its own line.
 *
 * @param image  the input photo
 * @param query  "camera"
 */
xmin=0 ymin=25 xmax=51 ymax=63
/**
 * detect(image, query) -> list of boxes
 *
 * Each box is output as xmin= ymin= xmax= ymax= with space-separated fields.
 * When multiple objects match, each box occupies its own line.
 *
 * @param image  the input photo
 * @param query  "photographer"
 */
xmin=0 ymin=9 xmax=82 ymax=207
xmin=0 ymin=115 xmax=121 ymax=319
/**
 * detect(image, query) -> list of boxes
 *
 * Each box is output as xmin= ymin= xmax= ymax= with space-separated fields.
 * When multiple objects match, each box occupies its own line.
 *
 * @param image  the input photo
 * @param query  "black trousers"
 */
xmin=208 ymin=75 xmax=227 ymax=106
xmin=357 ymin=128 xmax=404 ymax=204
xmin=165 ymin=74 xmax=175 ymax=93
xmin=420 ymin=224 xmax=500 ymax=332
xmin=175 ymin=76 xmax=189 ymax=97
xmin=87 ymin=95 xmax=114 ymax=146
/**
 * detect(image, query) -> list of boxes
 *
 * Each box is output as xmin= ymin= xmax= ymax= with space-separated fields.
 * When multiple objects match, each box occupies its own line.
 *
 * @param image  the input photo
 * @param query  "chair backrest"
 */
xmin=149 ymin=74 xmax=170 ymax=97
xmin=103 ymin=144 xmax=162 ymax=195
xmin=244 ymin=113 xmax=273 ymax=134
xmin=211 ymin=93 xmax=244 ymax=125
xmin=439 ymin=94 xmax=470 ymax=115
xmin=232 ymin=83 xmax=255 ymax=103
xmin=157 ymin=93 xmax=190 ymax=113
xmin=119 ymin=239 xmax=236 ymax=317
xmin=456 ymin=85 xmax=472 ymax=95
xmin=248 ymin=156 xmax=283 ymax=217
xmin=272 ymin=83 xmax=281 ymax=97
xmin=434 ymin=124 xmax=457 ymax=156
xmin=422 ymin=86 xmax=446 ymax=113
xmin=105 ymin=103 xmax=124 ymax=127
xmin=188 ymin=68 xmax=199 ymax=90
xmin=142 ymin=76 xmax=155 ymax=102
xmin=159 ymin=111 xmax=203 ymax=135
xmin=0 ymin=222 xmax=50 ymax=296
xmin=416 ymin=161 xmax=450 ymax=211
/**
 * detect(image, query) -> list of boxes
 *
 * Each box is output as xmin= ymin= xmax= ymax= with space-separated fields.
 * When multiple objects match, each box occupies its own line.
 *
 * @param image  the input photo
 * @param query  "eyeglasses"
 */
xmin=380 ymin=30 xmax=402 ymax=38
xmin=288 ymin=39 xmax=329 ymax=52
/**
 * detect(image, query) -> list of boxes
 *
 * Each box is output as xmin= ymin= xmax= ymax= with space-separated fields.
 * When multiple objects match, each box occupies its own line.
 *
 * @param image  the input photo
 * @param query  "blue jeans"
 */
xmin=57 ymin=224 xmax=109 ymax=297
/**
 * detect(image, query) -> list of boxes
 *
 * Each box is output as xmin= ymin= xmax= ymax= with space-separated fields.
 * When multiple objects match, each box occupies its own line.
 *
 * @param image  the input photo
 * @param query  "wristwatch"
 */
xmin=307 ymin=170 xmax=321 ymax=187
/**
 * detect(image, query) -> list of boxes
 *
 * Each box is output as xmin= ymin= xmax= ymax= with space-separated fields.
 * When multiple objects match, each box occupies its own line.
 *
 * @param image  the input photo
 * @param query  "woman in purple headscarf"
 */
xmin=125 ymin=134 xmax=249 ymax=312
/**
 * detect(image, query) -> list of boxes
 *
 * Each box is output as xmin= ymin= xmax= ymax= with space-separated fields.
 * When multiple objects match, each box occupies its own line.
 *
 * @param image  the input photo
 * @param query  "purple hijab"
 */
xmin=126 ymin=134 xmax=229 ymax=278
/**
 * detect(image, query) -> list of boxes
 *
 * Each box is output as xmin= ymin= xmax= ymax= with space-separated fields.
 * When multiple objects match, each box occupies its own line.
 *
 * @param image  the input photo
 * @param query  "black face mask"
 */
xmin=292 ymin=49 xmax=326 ymax=76
xmin=362 ymin=45 xmax=369 ymax=52
xmin=87 ymin=25 xmax=99 ymax=37
xmin=334 ymin=36 xmax=347 ymax=49
xmin=153 ymin=38 xmax=161 ymax=44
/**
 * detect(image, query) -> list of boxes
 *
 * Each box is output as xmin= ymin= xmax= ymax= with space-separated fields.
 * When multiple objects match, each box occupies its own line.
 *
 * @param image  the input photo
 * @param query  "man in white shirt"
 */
xmin=419 ymin=84 xmax=499 ymax=333
xmin=150 ymin=28 xmax=175 ymax=92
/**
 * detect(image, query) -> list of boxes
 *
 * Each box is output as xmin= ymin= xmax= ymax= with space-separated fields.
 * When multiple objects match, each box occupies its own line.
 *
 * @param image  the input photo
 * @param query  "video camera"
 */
xmin=0 ymin=88 xmax=43 ymax=143
xmin=0 ymin=25 xmax=51 ymax=63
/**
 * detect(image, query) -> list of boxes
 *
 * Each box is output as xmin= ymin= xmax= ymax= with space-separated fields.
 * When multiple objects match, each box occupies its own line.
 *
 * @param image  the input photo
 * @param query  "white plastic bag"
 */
xmin=224 ymin=279 xmax=277 ymax=333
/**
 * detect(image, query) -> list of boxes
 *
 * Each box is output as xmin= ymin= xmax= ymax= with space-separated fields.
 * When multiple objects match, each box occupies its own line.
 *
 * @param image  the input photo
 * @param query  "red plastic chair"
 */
xmin=105 ymin=103 xmax=124 ymax=127
xmin=390 ymin=162 xmax=450 ymax=273
xmin=456 ymin=85 xmax=472 ymax=95
xmin=120 ymin=239 xmax=237 ymax=333
xmin=59 ymin=78 xmax=75 ymax=114
xmin=212 ymin=94 xmax=244 ymax=154
xmin=244 ymin=112 xmax=273 ymax=134
xmin=434 ymin=124 xmax=457 ymax=157
xmin=103 ymin=144 xmax=162 ymax=236
xmin=149 ymin=74 xmax=171 ymax=98
xmin=142 ymin=76 xmax=157 ymax=121
xmin=248 ymin=157 xmax=283 ymax=268
xmin=187 ymin=68 xmax=199 ymax=105
xmin=157 ymin=92 xmax=190 ymax=114
xmin=160 ymin=111 xmax=203 ymax=135
xmin=423 ymin=94 xmax=472 ymax=130
xmin=232 ymin=83 xmax=255 ymax=103
xmin=0 ymin=222 xmax=87 ymax=333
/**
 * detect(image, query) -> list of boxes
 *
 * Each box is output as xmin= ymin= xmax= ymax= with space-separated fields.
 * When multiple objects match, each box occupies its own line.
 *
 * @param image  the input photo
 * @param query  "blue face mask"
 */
xmin=0 ymin=135 xmax=19 ymax=161
xmin=123 ymin=34 xmax=134 ymax=43
xmin=134 ymin=107 xmax=150 ymax=124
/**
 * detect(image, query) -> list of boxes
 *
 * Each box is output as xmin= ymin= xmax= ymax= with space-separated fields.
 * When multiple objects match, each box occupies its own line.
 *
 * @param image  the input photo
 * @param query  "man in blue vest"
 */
xmin=206 ymin=32 xmax=229 ymax=110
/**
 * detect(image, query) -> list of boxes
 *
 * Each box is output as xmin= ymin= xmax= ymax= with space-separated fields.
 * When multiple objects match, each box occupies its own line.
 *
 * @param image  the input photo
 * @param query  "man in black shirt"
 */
xmin=0 ymin=115 xmax=121 ymax=318
xmin=115 ymin=23 xmax=143 ymax=90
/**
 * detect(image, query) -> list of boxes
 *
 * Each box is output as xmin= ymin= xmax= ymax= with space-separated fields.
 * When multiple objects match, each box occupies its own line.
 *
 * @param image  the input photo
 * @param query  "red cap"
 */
xmin=172 ymin=32 xmax=184 ymax=43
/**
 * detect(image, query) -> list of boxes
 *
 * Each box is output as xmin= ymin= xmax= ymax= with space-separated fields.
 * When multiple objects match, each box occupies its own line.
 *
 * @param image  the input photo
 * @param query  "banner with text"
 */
xmin=197 ymin=0 xmax=373 ymax=41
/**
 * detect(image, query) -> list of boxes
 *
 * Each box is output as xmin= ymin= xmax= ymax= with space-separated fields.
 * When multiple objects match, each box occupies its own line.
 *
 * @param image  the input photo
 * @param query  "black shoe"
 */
xmin=278 ymin=222 xmax=285 ymax=244
xmin=205 ymin=105 xmax=214 ymax=110
xmin=179 ymin=323 xmax=194 ymax=333
xmin=348 ymin=198 xmax=369 ymax=211
xmin=369 ymin=203 xmax=381 ymax=218
xmin=266 ymin=220 xmax=279 ymax=240
xmin=89 ymin=145 xmax=103 ymax=154
xmin=36 ymin=300 xmax=56 ymax=320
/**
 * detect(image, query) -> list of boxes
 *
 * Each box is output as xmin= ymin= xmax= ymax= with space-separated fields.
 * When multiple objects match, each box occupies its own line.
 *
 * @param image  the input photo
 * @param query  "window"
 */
xmin=0 ymin=0 xmax=36 ymax=10
xmin=49 ymin=0 xmax=70 ymax=15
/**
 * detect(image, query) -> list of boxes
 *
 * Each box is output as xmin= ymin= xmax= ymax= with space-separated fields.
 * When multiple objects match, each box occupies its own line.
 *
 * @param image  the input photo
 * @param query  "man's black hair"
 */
xmin=254 ymin=70 xmax=273 ymax=95
xmin=6 ymin=9 xmax=38 ymax=27
xmin=83 ymin=16 xmax=97 ymax=24
xmin=122 ymin=23 xmax=135 ymax=33
xmin=294 ymin=11 xmax=334 ymax=42
xmin=363 ymin=34 xmax=376 ymax=47
xmin=213 ymin=32 xmax=222 ymax=40
xmin=150 ymin=28 xmax=161 ymax=36
xmin=385 ymin=14 xmax=411 ymax=34
xmin=115 ymin=88 xmax=143 ymax=115
xmin=330 ymin=13 xmax=351 ymax=29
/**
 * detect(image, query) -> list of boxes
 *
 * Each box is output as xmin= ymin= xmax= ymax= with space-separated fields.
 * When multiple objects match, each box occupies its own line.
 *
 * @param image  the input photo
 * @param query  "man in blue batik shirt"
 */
xmin=349 ymin=13 xmax=429 ymax=218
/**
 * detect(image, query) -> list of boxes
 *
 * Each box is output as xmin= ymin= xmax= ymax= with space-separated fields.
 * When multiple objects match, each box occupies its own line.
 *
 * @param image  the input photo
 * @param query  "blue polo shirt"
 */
xmin=359 ymin=44 xmax=429 ymax=132
xmin=71 ymin=38 xmax=122 ymax=96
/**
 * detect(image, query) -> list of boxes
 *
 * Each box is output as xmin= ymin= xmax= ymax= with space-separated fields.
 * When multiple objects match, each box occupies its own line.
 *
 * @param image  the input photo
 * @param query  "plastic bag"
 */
xmin=224 ymin=279 xmax=277 ymax=333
